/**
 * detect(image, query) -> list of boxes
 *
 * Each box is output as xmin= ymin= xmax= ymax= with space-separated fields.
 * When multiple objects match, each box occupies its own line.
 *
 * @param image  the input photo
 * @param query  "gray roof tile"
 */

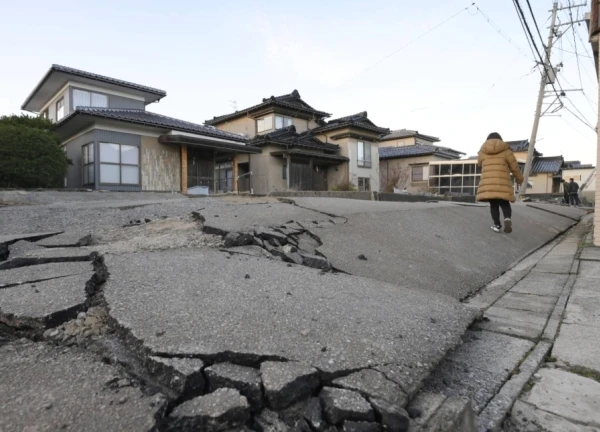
xmin=379 ymin=144 xmax=464 ymax=160
xmin=380 ymin=129 xmax=440 ymax=142
xmin=311 ymin=111 xmax=389 ymax=135
xmin=55 ymin=64 xmax=165 ymax=96
xmin=59 ymin=108 xmax=247 ymax=142
xmin=531 ymin=156 xmax=564 ymax=174
xmin=206 ymin=90 xmax=331 ymax=125
xmin=250 ymin=125 xmax=339 ymax=152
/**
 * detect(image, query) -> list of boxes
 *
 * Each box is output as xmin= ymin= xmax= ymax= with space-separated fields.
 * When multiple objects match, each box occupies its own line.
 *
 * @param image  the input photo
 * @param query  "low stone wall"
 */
xmin=269 ymin=191 xmax=374 ymax=201
xmin=378 ymin=193 xmax=476 ymax=204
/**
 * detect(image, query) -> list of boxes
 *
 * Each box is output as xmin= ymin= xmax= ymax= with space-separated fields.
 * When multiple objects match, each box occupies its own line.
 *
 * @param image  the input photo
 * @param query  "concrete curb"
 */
xmin=541 ymin=274 xmax=576 ymax=342
xmin=476 ymin=341 xmax=552 ymax=432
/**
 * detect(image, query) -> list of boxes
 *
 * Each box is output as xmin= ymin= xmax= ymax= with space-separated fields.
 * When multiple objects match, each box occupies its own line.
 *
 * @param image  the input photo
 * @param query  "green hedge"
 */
xmin=0 ymin=115 xmax=68 ymax=188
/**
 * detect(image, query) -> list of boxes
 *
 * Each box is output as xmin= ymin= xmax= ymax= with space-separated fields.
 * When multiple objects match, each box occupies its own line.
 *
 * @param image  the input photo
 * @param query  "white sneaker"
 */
xmin=504 ymin=218 xmax=512 ymax=234
xmin=491 ymin=225 xmax=501 ymax=233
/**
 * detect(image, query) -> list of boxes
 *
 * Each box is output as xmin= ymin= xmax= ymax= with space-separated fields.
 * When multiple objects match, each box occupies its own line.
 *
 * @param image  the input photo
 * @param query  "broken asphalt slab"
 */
xmin=0 ymin=272 xmax=94 ymax=330
xmin=103 ymin=248 xmax=479 ymax=383
xmin=0 ymin=340 xmax=166 ymax=432
xmin=35 ymin=231 xmax=94 ymax=247
xmin=0 ymin=247 xmax=95 ymax=270
xmin=0 ymin=231 xmax=63 ymax=246
xmin=0 ymin=261 xmax=93 ymax=287
xmin=288 ymin=198 xmax=582 ymax=299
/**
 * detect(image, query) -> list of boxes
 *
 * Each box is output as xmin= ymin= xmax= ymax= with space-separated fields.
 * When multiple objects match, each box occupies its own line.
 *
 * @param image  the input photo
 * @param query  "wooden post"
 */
xmin=181 ymin=145 xmax=188 ymax=194
xmin=232 ymin=153 xmax=239 ymax=193
xmin=286 ymin=155 xmax=291 ymax=190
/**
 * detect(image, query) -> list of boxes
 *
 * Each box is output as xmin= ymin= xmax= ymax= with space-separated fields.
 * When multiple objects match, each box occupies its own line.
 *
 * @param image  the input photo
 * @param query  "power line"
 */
xmin=525 ymin=0 xmax=547 ymax=49
xmin=563 ymin=103 xmax=597 ymax=132
xmin=512 ymin=0 xmax=562 ymax=98
xmin=512 ymin=0 xmax=545 ymax=67
xmin=566 ymin=0 xmax=585 ymax=91
xmin=562 ymin=116 xmax=597 ymax=139
xmin=473 ymin=4 xmax=533 ymax=62
xmin=337 ymin=3 xmax=473 ymax=88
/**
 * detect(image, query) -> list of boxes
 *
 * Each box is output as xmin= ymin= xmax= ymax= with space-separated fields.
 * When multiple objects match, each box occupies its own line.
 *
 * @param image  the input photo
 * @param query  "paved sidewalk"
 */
xmin=505 ymin=230 xmax=600 ymax=432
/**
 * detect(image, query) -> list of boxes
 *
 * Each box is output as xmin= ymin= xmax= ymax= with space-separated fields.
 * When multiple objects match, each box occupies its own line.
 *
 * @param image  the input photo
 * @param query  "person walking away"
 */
xmin=476 ymin=132 xmax=524 ymax=233
xmin=569 ymin=178 xmax=581 ymax=206
xmin=561 ymin=179 xmax=571 ymax=205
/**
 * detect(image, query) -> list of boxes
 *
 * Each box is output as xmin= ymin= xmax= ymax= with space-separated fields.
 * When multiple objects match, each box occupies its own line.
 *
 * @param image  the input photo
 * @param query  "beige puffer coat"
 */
xmin=476 ymin=139 xmax=524 ymax=203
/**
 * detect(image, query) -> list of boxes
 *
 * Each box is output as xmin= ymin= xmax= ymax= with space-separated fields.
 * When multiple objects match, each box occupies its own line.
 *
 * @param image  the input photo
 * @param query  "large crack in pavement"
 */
xmin=1 ymin=207 xmax=480 ymax=431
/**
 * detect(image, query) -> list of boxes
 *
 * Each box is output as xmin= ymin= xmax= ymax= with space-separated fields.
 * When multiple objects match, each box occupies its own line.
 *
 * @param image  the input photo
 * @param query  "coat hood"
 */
xmin=479 ymin=138 xmax=510 ymax=156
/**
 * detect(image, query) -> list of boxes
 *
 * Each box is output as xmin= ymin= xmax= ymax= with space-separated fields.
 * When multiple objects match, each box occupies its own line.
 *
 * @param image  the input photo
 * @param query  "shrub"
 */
xmin=0 ymin=115 xmax=68 ymax=188
xmin=330 ymin=180 xmax=357 ymax=192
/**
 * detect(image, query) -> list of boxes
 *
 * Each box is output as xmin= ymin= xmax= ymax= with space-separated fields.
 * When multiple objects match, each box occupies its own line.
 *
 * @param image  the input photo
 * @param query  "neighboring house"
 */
xmin=379 ymin=129 xmax=440 ymax=148
xmin=528 ymin=156 xmax=564 ymax=194
xmin=311 ymin=112 xmax=389 ymax=192
xmin=208 ymin=93 xmax=387 ymax=193
xmin=247 ymin=126 xmax=348 ymax=193
xmin=22 ymin=64 xmax=258 ymax=193
xmin=562 ymin=161 xmax=596 ymax=192
xmin=378 ymin=143 xmax=464 ymax=193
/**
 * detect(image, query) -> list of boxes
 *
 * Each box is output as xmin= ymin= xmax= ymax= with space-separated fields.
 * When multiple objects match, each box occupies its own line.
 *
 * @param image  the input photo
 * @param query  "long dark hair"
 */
xmin=487 ymin=132 xmax=503 ymax=140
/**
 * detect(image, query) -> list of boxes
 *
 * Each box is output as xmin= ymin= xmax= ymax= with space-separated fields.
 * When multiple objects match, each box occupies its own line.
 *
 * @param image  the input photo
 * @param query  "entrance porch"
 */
xmin=270 ymin=149 xmax=349 ymax=192
xmin=158 ymin=134 xmax=261 ymax=194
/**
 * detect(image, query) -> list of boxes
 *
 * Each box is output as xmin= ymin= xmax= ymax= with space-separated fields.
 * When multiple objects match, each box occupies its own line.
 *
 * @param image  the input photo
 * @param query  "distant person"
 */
xmin=569 ymin=178 xmax=581 ymax=206
xmin=561 ymin=179 xmax=571 ymax=205
xmin=476 ymin=132 xmax=524 ymax=233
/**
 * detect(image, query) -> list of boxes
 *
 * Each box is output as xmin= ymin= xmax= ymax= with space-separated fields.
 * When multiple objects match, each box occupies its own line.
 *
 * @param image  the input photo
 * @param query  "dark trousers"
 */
xmin=489 ymin=199 xmax=512 ymax=227
xmin=563 ymin=194 xmax=570 ymax=205
xmin=570 ymin=193 xmax=581 ymax=206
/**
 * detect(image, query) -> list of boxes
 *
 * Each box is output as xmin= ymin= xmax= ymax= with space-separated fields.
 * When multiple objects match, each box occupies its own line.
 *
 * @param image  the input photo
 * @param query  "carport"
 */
xmin=158 ymin=134 xmax=261 ymax=194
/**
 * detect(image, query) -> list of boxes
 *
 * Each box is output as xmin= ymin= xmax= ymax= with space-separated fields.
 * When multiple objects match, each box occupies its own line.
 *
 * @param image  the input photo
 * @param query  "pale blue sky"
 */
xmin=1 ymin=0 xmax=597 ymax=164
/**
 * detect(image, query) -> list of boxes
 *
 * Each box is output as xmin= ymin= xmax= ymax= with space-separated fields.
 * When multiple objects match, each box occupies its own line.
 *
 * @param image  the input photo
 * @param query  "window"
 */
xmin=56 ymin=98 xmax=65 ymax=121
xmin=73 ymin=89 xmax=108 ymax=109
xmin=41 ymin=110 xmax=48 ymax=119
xmin=82 ymin=143 xmax=95 ymax=185
xmin=275 ymin=115 xmax=293 ymax=129
xmin=357 ymin=141 xmax=372 ymax=168
xmin=257 ymin=115 xmax=273 ymax=133
xmin=99 ymin=142 xmax=139 ymax=185
xmin=411 ymin=166 xmax=424 ymax=182
xmin=282 ymin=164 xmax=287 ymax=180
xmin=358 ymin=177 xmax=371 ymax=192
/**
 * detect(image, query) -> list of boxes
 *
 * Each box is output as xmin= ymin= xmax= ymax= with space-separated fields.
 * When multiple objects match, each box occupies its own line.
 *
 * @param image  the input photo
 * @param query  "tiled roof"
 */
xmin=60 ymin=64 xmax=165 ymax=95
xmin=564 ymin=160 xmax=594 ymax=169
xmin=311 ymin=111 xmax=390 ymax=135
xmin=205 ymin=90 xmax=331 ymax=125
xmin=58 ymin=108 xmax=247 ymax=142
xmin=379 ymin=144 xmax=464 ymax=160
xmin=531 ymin=156 xmax=564 ymax=174
xmin=380 ymin=129 xmax=440 ymax=142
xmin=249 ymin=125 xmax=339 ymax=152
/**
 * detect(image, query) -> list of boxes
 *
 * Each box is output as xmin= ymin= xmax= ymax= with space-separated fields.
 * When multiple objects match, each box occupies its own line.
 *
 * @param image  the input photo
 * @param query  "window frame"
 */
xmin=99 ymin=142 xmax=140 ymax=186
xmin=56 ymin=98 xmax=65 ymax=121
xmin=82 ymin=143 xmax=95 ymax=185
xmin=411 ymin=166 xmax=424 ymax=182
xmin=275 ymin=115 xmax=293 ymax=130
xmin=357 ymin=141 xmax=372 ymax=168
xmin=358 ymin=177 xmax=371 ymax=192
xmin=256 ymin=115 xmax=273 ymax=134
xmin=72 ymin=88 xmax=109 ymax=109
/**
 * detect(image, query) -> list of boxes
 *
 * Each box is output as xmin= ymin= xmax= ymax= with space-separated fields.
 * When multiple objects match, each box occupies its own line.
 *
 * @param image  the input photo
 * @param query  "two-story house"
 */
xmin=377 ymin=129 xmax=464 ymax=192
xmin=206 ymin=92 xmax=388 ymax=194
xmin=22 ymin=64 xmax=259 ymax=193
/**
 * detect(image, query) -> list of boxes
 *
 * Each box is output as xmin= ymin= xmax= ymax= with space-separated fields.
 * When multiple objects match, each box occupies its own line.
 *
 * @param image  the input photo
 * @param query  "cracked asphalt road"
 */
xmin=0 ymin=191 xmax=589 ymax=431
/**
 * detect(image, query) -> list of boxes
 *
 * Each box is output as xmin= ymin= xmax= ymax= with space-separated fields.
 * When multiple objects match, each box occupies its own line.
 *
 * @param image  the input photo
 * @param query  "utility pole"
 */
xmin=519 ymin=1 xmax=559 ymax=200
